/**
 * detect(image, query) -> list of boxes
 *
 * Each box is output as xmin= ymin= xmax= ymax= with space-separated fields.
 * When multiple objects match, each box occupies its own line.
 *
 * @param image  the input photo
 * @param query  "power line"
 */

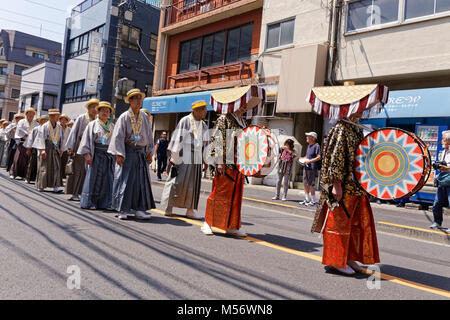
xmin=1 ymin=9 xmax=65 ymax=27
xmin=23 ymin=0 xmax=67 ymax=13
xmin=0 ymin=17 xmax=65 ymax=35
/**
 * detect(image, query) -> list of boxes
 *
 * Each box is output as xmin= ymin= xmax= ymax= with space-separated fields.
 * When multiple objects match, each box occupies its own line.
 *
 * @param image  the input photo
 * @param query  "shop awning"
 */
xmin=307 ymin=84 xmax=390 ymax=119
xmin=211 ymin=85 xmax=266 ymax=119
xmin=142 ymin=91 xmax=215 ymax=114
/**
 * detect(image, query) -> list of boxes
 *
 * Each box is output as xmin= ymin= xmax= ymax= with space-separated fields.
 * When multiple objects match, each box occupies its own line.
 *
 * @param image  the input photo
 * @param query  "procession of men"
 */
xmin=0 ymin=87 xmax=384 ymax=278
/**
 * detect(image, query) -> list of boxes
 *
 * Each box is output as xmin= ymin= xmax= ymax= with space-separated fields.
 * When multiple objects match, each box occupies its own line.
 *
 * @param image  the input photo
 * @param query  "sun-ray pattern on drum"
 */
xmin=236 ymin=126 xmax=269 ymax=176
xmin=355 ymin=128 xmax=430 ymax=200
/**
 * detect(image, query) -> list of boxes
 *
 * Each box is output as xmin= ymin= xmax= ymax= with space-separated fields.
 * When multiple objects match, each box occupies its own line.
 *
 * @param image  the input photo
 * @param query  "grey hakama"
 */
xmin=78 ymin=121 xmax=115 ymax=209
xmin=4 ymin=123 xmax=17 ymax=172
xmin=63 ymin=114 xmax=91 ymax=196
xmin=160 ymin=114 xmax=209 ymax=212
xmin=33 ymin=123 xmax=63 ymax=190
xmin=24 ymin=125 xmax=40 ymax=183
xmin=0 ymin=129 xmax=7 ymax=168
xmin=60 ymin=127 xmax=71 ymax=182
xmin=108 ymin=111 xmax=155 ymax=213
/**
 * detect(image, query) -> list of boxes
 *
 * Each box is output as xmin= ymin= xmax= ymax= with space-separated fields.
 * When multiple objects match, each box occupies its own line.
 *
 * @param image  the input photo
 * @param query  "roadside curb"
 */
xmin=151 ymin=180 xmax=450 ymax=245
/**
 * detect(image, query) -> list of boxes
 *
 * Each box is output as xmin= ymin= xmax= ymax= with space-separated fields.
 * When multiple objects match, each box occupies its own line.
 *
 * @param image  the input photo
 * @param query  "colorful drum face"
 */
xmin=355 ymin=128 xmax=431 ymax=200
xmin=236 ymin=126 xmax=269 ymax=177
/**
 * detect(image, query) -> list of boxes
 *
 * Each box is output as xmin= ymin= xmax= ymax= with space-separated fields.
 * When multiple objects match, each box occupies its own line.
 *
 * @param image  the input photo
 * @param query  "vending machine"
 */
xmin=410 ymin=125 xmax=449 ymax=205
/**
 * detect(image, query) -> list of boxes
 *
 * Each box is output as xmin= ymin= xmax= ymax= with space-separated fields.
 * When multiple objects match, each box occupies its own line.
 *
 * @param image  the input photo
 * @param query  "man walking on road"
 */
xmin=154 ymin=131 xmax=168 ymax=181
xmin=299 ymin=132 xmax=321 ymax=206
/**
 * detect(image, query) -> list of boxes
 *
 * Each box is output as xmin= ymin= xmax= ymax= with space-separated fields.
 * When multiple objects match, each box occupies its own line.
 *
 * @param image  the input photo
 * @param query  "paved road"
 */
xmin=0 ymin=170 xmax=449 ymax=300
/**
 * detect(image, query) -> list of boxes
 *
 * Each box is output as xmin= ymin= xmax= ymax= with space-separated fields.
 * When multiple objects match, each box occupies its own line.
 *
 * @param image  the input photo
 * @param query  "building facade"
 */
xmin=18 ymin=62 xmax=62 ymax=116
xmin=59 ymin=0 xmax=160 ymax=118
xmin=0 ymin=30 xmax=61 ymax=120
xmin=148 ymin=0 xmax=264 ymax=138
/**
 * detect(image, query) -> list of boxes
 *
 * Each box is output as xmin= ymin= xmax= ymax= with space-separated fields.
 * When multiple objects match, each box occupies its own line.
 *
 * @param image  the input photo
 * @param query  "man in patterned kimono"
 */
xmin=108 ymin=89 xmax=155 ymax=220
xmin=10 ymin=108 xmax=39 ymax=180
xmin=160 ymin=100 xmax=209 ymax=219
xmin=202 ymin=104 xmax=249 ymax=237
xmin=311 ymin=111 xmax=380 ymax=275
xmin=33 ymin=109 xmax=63 ymax=192
xmin=63 ymin=99 xmax=99 ymax=201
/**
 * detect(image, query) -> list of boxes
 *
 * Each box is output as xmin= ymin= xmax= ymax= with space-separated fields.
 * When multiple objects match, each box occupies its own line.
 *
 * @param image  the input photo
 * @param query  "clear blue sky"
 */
xmin=0 ymin=0 xmax=81 ymax=44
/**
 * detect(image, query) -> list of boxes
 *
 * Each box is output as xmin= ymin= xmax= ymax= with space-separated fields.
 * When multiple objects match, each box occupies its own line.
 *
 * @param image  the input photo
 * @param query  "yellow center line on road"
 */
xmin=377 ymin=221 xmax=449 ymax=235
xmin=151 ymin=208 xmax=450 ymax=299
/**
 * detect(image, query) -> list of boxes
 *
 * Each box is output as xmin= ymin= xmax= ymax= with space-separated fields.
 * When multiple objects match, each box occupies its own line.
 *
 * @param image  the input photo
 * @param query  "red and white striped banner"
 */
xmin=306 ymin=84 xmax=390 ymax=120
xmin=211 ymin=85 xmax=266 ymax=119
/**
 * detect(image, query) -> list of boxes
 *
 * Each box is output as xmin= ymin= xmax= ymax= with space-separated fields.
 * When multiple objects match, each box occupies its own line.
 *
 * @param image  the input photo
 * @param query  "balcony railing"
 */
xmin=164 ymin=0 xmax=242 ymax=27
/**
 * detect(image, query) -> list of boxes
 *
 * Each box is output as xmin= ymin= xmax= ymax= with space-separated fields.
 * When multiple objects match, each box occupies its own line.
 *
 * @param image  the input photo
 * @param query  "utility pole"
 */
xmin=111 ymin=0 xmax=128 ymax=109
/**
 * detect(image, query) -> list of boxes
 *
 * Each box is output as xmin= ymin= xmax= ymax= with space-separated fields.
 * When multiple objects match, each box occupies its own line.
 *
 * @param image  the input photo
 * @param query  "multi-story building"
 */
xmin=146 ymin=0 xmax=264 ymax=137
xmin=18 ymin=62 xmax=62 ymax=116
xmin=0 ymin=30 xmax=61 ymax=120
xmin=59 ymin=0 xmax=160 ymax=118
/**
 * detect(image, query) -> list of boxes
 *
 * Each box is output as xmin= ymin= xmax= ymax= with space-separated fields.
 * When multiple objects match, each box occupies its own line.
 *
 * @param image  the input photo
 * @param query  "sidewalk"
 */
xmin=151 ymin=171 xmax=450 ymax=244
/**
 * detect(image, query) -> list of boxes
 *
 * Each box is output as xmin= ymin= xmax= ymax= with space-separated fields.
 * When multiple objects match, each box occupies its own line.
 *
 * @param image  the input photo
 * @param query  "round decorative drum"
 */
xmin=236 ymin=126 xmax=270 ymax=177
xmin=354 ymin=128 xmax=431 ymax=200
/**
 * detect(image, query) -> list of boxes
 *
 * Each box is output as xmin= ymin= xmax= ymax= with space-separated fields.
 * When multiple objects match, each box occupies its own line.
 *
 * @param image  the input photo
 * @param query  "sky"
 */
xmin=0 ymin=0 xmax=81 ymax=44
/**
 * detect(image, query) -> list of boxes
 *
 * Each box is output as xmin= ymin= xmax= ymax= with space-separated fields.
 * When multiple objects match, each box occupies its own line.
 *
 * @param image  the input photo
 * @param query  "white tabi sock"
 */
xmin=305 ymin=194 xmax=311 ymax=202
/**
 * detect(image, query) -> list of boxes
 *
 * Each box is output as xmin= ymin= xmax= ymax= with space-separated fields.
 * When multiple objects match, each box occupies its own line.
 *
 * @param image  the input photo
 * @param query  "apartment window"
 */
xmin=346 ymin=0 xmax=399 ymax=32
xmin=178 ymin=23 xmax=254 ymax=73
xmin=266 ymin=18 xmax=295 ymax=50
xmin=405 ymin=0 xmax=450 ymax=19
xmin=121 ymin=25 xmax=141 ymax=50
xmin=201 ymin=31 xmax=226 ymax=68
xmin=69 ymin=32 xmax=90 ymax=58
xmin=32 ymin=52 xmax=45 ymax=60
xmin=145 ymin=84 xmax=153 ymax=97
xmin=0 ymin=45 xmax=4 ymax=56
xmin=0 ymin=65 xmax=7 ymax=75
xmin=14 ymin=65 xmax=27 ymax=76
xmin=31 ymin=93 xmax=39 ymax=108
xmin=0 ymin=87 xmax=5 ymax=98
xmin=11 ymin=89 xmax=20 ymax=99
xmin=43 ymin=94 xmax=57 ymax=111
xmin=179 ymin=37 xmax=201 ymax=73
xmin=8 ymin=112 xmax=15 ymax=121
xmin=0 ymin=109 xmax=2 ymax=119
xmin=183 ymin=0 xmax=195 ymax=8
xmin=94 ymin=25 xmax=104 ymax=35
xmin=21 ymin=99 xmax=25 ymax=112
xmin=64 ymin=80 xmax=94 ymax=103
xmin=149 ymin=33 xmax=158 ymax=56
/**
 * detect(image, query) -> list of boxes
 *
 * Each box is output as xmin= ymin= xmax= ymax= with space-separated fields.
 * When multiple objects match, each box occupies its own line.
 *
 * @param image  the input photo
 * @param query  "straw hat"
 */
xmin=48 ymin=109 xmax=61 ymax=116
xmin=0 ymin=119 xmax=5 ymax=125
xmin=192 ymin=100 xmax=209 ymax=110
xmin=125 ymin=88 xmax=145 ymax=104
xmin=85 ymin=98 xmax=100 ymax=109
xmin=3 ymin=121 xmax=11 ymax=126
xmin=59 ymin=114 xmax=71 ymax=121
xmin=24 ymin=107 xmax=36 ymax=116
xmin=40 ymin=115 xmax=49 ymax=120
xmin=95 ymin=101 xmax=114 ymax=112
xmin=14 ymin=113 xmax=25 ymax=120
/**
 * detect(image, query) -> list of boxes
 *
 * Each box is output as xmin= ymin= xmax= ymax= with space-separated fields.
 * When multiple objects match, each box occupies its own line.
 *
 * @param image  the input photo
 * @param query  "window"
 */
xmin=8 ymin=112 xmax=14 ymax=121
xmin=0 ymin=87 xmax=5 ymax=98
xmin=266 ymin=18 xmax=295 ymax=50
xmin=149 ymin=33 xmax=158 ymax=56
xmin=346 ymin=0 xmax=399 ymax=32
xmin=179 ymin=37 xmax=201 ymax=73
xmin=183 ymin=0 xmax=195 ymax=8
xmin=178 ymin=23 xmax=254 ymax=73
xmin=32 ymin=52 xmax=45 ymax=60
xmin=64 ymin=80 xmax=95 ymax=103
xmin=121 ymin=25 xmax=141 ymax=50
xmin=11 ymin=89 xmax=20 ymax=99
xmin=43 ymin=94 xmax=57 ymax=111
xmin=0 ymin=65 xmax=7 ymax=75
xmin=69 ymin=31 xmax=91 ymax=58
xmin=405 ymin=0 xmax=450 ymax=19
xmin=0 ymin=45 xmax=4 ymax=56
xmin=31 ymin=93 xmax=39 ymax=108
xmin=14 ymin=65 xmax=27 ymax=76
xmin=145 ymin=84 xmax=153 ymax=97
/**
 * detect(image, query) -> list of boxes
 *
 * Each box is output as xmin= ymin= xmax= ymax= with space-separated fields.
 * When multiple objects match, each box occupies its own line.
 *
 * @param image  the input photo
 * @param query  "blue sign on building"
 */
xmin=142 ymin=91 xmax=216 ymax=114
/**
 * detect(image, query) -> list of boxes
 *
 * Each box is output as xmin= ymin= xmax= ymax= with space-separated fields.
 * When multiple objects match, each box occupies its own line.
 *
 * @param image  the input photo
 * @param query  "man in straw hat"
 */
xmin=33 ymin=109 xmax=64 ymax=192
xmin=24 ymin=115 xmax=48 ymax=183
xmin=0 ymin=119 xmax=7 ymax=166
xmin=108 ymin=88 xmax=155 ymax=220
xmin=59 ymin=114 xmax=71 ymax=183
xmin=78 ymin=101 xmax=115 ymax=210
xmin=311 ymin=110 xmax=380 ymax=276
xmin=202 ymin=102 xmax=251 ymax=237
xmin=10 ymin=108 xmax=39 ymax=180
xmin=63 ymin=98 xmax=99 ymax=201
xmin=4 ymin=113 xmax=25 ymax=172
xmin=160 ymin=100 xmax=209 ymax=219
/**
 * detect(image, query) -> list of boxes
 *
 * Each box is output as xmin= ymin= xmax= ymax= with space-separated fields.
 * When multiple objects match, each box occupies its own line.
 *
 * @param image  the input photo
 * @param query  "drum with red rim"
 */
xmin=354 ymin=128 xmax=431 ymax=200
xmin=235 ymin=126 xmax=278 ymax=177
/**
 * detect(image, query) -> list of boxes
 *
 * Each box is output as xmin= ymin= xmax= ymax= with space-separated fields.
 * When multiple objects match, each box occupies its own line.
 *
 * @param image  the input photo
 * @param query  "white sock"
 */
xmin=305 ymin=194 xmax=310 ymax=202
xmin=311 ymin=195 xmax=316 ymax=203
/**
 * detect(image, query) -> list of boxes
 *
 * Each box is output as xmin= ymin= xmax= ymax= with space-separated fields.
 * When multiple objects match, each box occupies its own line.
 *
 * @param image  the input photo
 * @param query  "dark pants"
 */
xmin=432 ymin=185 xmax=450 ymax=226
xmin=157 ymin=155 xmax=167 ymax=179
